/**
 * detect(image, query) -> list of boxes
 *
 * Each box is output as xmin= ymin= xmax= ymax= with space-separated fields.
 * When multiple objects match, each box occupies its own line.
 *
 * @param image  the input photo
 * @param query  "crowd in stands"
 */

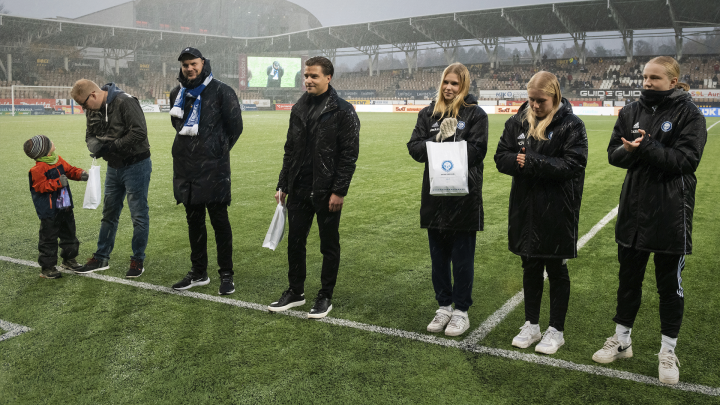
xmin=2 ymin=55 xmax=719 ymax=103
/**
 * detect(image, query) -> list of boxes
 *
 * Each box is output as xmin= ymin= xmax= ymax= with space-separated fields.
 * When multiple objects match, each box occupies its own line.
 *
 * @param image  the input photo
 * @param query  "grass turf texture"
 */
xmin=0 ymin=112 xmax=717 ymax=403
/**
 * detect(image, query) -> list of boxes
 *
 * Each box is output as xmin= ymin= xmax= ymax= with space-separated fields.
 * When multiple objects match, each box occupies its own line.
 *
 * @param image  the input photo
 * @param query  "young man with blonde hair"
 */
xmin=70 ymin=78 xmax=152 ymax=278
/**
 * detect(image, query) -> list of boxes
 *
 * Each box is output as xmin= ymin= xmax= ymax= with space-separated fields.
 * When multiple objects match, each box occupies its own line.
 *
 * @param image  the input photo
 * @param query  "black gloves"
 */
xmin=91 ymin=141 xmax=117 ymax=159
xmin=80 ymin=171 xmax=89 ymax=181
xmin=59 ymin=175 xmax=69 ymax=187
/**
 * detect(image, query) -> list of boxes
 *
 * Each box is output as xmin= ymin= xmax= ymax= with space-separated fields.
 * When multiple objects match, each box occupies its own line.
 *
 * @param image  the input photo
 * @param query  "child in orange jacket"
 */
xmin=25 ymin=135 xmax=88 ymax=278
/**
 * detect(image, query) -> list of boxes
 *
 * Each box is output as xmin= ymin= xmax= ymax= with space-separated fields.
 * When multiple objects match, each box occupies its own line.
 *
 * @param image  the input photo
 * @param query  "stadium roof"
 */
xmin=0 ymin=0 xmax=717 ymax=56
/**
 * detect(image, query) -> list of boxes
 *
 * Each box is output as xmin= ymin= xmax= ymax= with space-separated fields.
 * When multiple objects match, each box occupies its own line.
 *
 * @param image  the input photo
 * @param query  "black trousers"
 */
xmin=522 ymin=257 xmax=570 ymax=331
xmin=427 ymin=229 xmax=476 ymax=312
xmin=38 ymin=209 xmax=79 ymax=269
xmin=613 ymin=245 xmax=685 ymax=338
xmin=287 ymin=189 xmax=342 ymax=299
xmin=184 ymin=203 xmax=233 ymax=275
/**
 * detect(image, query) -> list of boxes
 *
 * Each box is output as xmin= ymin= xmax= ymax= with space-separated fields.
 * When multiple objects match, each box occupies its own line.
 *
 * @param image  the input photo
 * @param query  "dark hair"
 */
xmin=306 ymin=56 xmax=334 ymax=77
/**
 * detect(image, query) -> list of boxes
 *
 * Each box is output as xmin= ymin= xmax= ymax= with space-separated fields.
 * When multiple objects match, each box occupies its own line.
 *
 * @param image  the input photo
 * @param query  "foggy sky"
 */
xmin=1 ymin=0 xmax=585 ymax=26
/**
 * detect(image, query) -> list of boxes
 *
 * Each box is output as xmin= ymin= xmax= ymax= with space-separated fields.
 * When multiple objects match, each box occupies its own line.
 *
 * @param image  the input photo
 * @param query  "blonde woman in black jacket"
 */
xmin=592 ymin=56 xmax=706 ymax=385
xmin=407 ymin=63 xmax=488 ymax=336
xmin=494 ymin=71 xmax=588 ymax=355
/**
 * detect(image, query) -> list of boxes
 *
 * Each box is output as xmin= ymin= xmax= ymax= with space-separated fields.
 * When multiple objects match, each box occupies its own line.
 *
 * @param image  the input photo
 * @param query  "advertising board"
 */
xmin=699 ymin=107 xmax=720 ymax=117
xmin=242 ymin=99 xmax=271 ymax=108
xmin=241 ymin=104 xmax=258 ymax=111
xmin=275 ymin=104 xmax=294 ymax=111
xmin=393 ymin=105 xmax=426 ymax=113
xmin=689 ymin=89 xmax=720 ymax=99
xmin=0 ymin=99 xmax=57 ymax=107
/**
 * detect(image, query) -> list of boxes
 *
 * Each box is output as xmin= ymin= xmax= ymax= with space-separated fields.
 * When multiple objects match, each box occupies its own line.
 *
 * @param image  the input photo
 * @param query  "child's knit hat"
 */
xmin=23 ymin=135 xmax=52 ymax=159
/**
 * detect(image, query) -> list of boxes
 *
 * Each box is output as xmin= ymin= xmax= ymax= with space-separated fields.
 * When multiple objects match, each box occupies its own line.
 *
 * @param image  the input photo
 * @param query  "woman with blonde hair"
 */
xmin=494 ymin=71 xmax=588 ymax=354
xmin=407 ymin=62 xmax=488 ymax=336
xmin=592 ymin=56 xmax=706 ymax=385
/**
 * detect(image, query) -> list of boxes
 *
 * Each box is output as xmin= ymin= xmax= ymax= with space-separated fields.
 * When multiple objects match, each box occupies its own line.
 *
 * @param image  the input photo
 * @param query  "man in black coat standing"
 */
xmin=268 ymin=56 xmax=360 ymax=319
xmin=169 ymin=47 xmax=243 ymax=295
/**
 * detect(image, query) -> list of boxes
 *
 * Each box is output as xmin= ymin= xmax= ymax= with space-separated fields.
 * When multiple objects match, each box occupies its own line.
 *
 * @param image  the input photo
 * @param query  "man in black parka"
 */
xmin=168 ymin=47 xmax=243 ymax=296
xmin=268 ymin=56 xmax=360 ymax=319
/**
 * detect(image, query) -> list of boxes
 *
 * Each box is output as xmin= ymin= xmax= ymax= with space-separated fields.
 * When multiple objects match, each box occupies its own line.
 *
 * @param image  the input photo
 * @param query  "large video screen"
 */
xmin=247 ymin=57 xmax=302 ymax=88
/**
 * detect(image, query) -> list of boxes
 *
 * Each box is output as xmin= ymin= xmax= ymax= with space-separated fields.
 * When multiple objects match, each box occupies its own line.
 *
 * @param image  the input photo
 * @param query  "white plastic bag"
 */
xmin=262 ymin=203 xmax=287 ymax=250
xmin=83 ymin=158 xmax=102 ymax=209
xmin=427 ymin=140 xmax=469 ymax=196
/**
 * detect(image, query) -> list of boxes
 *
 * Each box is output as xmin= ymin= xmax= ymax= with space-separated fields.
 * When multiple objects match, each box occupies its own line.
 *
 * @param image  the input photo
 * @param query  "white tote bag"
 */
xmin=426 ymin=140 xmax=469 ymax=196
xmin=83 ymin=158 xmax=102 ymax=209
xmin=262 ymin=203 xmax=287 ymax=251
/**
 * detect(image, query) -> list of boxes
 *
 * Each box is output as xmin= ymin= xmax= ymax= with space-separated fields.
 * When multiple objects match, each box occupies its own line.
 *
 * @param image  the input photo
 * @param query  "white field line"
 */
xmin=2 ymin=254 xmax=718 ymax=396
xmin=707 ymin=120 xmax=720 ymax=131
xmin=462 ymin=206 xmax=620 ymax=346
xmin=0 ymin=319 xmax=32 ymax=342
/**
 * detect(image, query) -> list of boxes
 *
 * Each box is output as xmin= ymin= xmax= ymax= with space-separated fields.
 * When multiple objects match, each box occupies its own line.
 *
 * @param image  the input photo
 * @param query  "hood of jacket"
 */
xmin=513 ymin=97 xmax=573 ymax=127
xmin=101 ymin=83 xmax=124 ymax=104
xmin=177 ymin=59 xmax=213 ymax=89
xmin=638 ymin=88 xmax=691 ymax=112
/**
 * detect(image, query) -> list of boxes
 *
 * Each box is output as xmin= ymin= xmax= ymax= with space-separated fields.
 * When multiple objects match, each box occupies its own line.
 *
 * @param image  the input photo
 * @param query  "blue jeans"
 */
xmin=428 ymin=229 xmax=476 ymax=312
xmin=95 ymin=158 xmax=151 ymax=262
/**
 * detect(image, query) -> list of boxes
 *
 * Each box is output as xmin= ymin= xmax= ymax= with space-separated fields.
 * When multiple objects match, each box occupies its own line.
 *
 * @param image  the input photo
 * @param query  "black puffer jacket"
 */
xmin=276 ymin=85 xmax=360 ymax=204
xmin=170 ymin=60 xmax=243 ymax=205
xmin=494 ymin=99 xmax=588 ymax=258
xmin=608 ymin=89 xmax=706 ymax=254
xmin=407 ymin=94 xmax=489 ymax=232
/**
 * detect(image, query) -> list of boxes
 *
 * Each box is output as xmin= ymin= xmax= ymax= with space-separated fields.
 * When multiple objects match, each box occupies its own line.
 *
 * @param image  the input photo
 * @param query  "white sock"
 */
xmin=440 ymin=305 xmax=452 ymax=313
xmin=453 ymin=309 xmax=467 ymax=316
xmin=661 ymin=335 xmax=677 ymax=352
xmin=616 ymin=324 xmax=632 ymax=346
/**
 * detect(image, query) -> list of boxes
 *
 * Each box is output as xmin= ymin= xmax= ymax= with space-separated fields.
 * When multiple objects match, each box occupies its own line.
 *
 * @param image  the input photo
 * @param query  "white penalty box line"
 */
xmin=0 ymin=319 xmax=32 ymax=342
xmin=1 ymin=247 xmax=718 ymax=397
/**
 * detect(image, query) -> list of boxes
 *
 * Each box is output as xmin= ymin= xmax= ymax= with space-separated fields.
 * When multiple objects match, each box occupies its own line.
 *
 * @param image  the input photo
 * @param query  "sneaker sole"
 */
xmin=39 ymin=274 xmax=62 ymax=279
xmin=535 ymin=341 xmax=564 ymax=355
xmin=60 ymin=264 xmax=82 ymax=271
xmin=75 ymin=265 xmax=110 ymax=274
xmin=427 ymin=324 xmax=449 ymax=333
xmin=444 ymin=325 xmax=469 ymax=337
xmin=126 ymin=268 xmax=145 ymax=279
xmin=219 ymin=288 xmax=235 ymax=296
xmin=268 ymin=299 xmax=306 ymax=312
xmin=512 ymin=334 xmax=542 ymax=349
xmin=592 ymin=348 xmax=633 ymax=364
xmin=173 ymin=278 xmax=211 ymax=290
xmin=308 ymin=304 xmax=332 ymax=319
xmin=659 ymin=374 xmax=679 ymax=385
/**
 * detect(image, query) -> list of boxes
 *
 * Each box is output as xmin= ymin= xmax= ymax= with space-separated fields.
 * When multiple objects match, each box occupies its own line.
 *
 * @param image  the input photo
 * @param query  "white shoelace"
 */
xmin=658 ymin=351 xmax=680 ymax=369
xmin=518 ymin=323 xmax=538 ymax=338
xmin=448 ymin=315 xmax=467 ymax=329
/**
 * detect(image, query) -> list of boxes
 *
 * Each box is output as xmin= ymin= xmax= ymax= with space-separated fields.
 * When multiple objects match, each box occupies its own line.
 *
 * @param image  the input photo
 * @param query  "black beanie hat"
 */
xmin=23 ymin=135 xmax=52 ymax=159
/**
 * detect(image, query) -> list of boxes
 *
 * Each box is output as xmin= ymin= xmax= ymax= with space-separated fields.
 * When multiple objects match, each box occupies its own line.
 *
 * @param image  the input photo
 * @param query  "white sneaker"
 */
xmin=535 ymin=327 xmax=565 ymax=354
xmin=512 ymin=321 xmax=542 ymax=348
xmin=592 ymin=334 xmax=633 ymax=364
xmin=427 ymin=308 xmax=453 ymax=333
xmin=658 ymin=348 xmax=680 ymax=385
xmin=444 ymin=310 xmax=469 ymax=336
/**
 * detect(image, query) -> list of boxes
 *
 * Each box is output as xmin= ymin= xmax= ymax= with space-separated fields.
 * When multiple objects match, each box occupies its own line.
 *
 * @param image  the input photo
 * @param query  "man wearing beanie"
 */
xmin=25 ymin=135 xmax=88 ymax=279
xmin=169 ymin=47 xmax=243 ymax=296
xmin=70 ymin=79 xmax=151 ymax=278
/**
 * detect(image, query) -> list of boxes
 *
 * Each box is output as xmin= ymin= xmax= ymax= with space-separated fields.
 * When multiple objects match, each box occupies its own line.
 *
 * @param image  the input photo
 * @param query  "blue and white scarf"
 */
xmin=170 ymin=73 xmax=213 ymax=136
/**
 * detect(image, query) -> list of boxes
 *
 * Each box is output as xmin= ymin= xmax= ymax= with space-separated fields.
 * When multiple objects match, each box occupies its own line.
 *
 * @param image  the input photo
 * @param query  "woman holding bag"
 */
xmin=407 ymin=62 xmax=488 ymax=336
xmin=494 ymin=71 xmax=588 ymax=354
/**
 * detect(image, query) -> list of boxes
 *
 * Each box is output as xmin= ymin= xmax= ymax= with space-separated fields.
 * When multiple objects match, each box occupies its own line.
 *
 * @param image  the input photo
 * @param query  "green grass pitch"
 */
xmin=0 ymin=112 xmax=718 ymax=404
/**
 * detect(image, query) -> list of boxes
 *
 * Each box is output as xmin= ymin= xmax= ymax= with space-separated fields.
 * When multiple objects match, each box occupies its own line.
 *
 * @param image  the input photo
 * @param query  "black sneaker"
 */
xmin=60 ymin=258 xmax=83 ymax=271
xmin=40 ymin=267 xmax=62 ymax=279
xmin=268 ymin=288 xmax=306 ymax=312
xmin=76 ymin=256 xmax=109 ymax=274
xmin=172 ymin=271 xmax=210 ymax=290
xmin=219 ymin=273 xmax=235 ymax=295
xmin=125 ymin=259 xmax=144 ymax=278
xmin=308 ymin=294 xmax=332 ymax=319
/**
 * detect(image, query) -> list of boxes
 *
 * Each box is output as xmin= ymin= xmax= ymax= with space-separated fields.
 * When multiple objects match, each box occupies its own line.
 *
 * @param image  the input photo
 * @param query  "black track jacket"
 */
xmin=608 ymin=89 xmax=706 ymax=255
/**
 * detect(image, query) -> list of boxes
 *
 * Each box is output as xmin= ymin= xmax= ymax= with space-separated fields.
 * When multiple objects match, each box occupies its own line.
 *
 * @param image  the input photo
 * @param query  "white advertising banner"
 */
xmin=242 ymin=99 xmax=272 ymax=107
xmin=478 ymin=90 xmax=528 ymax=99
xmin=689 ymin=89 xmax=720 ymax=99
xmin=354 ymin=105 xmax=394 ymax=113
